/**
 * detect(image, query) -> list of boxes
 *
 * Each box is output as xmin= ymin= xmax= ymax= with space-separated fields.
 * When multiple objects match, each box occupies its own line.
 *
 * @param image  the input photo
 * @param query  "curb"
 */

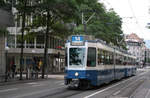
xmin=0 ymin=75 xmax=64 ymax=86
xmin=0 ymin=78 xmax=48 ymax=86
xmin=47 ymin=75 xmax=64 ymax=80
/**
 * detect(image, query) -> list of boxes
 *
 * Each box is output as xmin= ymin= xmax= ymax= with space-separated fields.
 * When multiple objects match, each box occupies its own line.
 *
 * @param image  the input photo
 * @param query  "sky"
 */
xmin=99 ymin=0 xmax=150 ymax=41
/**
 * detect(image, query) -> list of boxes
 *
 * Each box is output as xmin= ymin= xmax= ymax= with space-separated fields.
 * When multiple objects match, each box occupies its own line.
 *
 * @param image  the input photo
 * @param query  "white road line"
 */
xmin=139 ymin=71 xmax=148 ymax=76
xmin=0 ymin=88 xmax=18 ymax=93
xmin=113 ymin=77 xmax=143 ymax=96
xmin=12 ymin=86 xmax=65 ymax=98
xmin=84 ymin=82 xmax=121 ymax=98
xmin=145 ymin=89 xmax=150 ymax=98
xmin=55 ymin=81 xmax=64 ymax=84
xmin=84 ymin=72 xmax=147 ymax=98
xmin=31 ymin=84 xmax=45 ymax=87
xmin=59 ymin=83 xmax=64 ymax=86
xmin=26 ymin=82 xmax=38 ymax=85
xmin=113 ymin=90 xmax=121 ymax=96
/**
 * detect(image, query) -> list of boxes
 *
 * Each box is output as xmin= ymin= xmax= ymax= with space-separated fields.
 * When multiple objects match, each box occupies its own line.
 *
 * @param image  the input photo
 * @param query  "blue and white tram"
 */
xmin=64 ymin=35 xmax=136 ymax=89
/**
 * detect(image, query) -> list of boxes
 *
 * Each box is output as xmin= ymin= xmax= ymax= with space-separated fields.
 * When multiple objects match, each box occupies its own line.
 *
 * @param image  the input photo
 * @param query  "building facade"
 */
xmin=0 ymin=6 xmax=14 ymax=82
xmin=6 ymin=30 xmax=65 ymax=74
xmin=2 ymin=0 xmax=66 ymax=80
xmin=145 ymin=48 xmax=150 ymax=65
xmin=125 ymin=33 xmax=145 ymax=65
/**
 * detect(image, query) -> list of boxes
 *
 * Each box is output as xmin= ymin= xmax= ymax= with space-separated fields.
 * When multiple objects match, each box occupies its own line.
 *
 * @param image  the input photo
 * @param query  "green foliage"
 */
xmin=73 ymin=1 xmax=125 ymax=48
xmin=0 ymin=0 xmax=12 ymax=10
xmin=14 ymin=0 xmax=125 ymax=48
xmin=0 ymin=28 xmax=9 ymax=36
xmin=29 ymin=0 xmax=81 ymax=39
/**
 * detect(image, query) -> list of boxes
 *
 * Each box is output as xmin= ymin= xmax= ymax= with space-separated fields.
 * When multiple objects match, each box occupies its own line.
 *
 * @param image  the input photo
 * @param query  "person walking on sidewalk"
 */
xmin=38 ymin=59 xmax=42 ymax=72
xmin=10 ymin=61 xmax=16 ymax=78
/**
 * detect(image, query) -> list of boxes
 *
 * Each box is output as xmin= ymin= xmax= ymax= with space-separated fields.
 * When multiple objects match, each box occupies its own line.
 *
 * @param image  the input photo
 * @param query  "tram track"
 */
xmin=39 ymin=87 xmax=84 ymax=98
xmin=38 ymin=71 xmax=149 ymax=98
xmin=110 ymin=78 xmax=146 ymax=98
xmin=84 ymin=71 xmax=148 ymax=98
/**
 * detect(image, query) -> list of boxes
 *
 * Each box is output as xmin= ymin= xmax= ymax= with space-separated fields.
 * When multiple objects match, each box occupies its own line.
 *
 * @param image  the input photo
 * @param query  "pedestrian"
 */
xmin=38 ymin=59 xmax=42 ymax=71
xmin=31 ymin=58 xmax=35 ymax=79
xmin=11 ymin=63 xmax=16 ymax=78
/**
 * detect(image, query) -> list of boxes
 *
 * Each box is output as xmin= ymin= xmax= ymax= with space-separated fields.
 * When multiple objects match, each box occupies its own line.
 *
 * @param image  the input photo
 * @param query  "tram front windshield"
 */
xmin=69 ymin=48 xmax=85 ymax=67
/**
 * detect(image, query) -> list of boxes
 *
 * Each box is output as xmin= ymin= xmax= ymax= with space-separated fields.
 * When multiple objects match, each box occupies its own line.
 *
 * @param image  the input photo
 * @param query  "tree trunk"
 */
xmin=42 ymin=11 xmax=50 ymax=79
xmin=20 ymin=1 xmax=27 ymax=80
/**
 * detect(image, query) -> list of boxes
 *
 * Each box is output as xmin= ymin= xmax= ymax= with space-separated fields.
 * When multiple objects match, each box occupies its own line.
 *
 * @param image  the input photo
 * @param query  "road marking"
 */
xmin=113 ymin=90 xmax=121 ymax=96
xmin=55 ymin=81 xmax=64 ymax=84
xmin=84 ymin=83 xmax=121 ymax=98
xmin=84 ymin=72 xmax=147 ymax=98
xmin=113 ymin=78 xmax=143 ymax=96
xmin=145 ymin=89 xmax=150 ymax=98
xmin=26 ymin=82 xmax=38 ymax=85
xmin=139 ymin=71 xmax=147 ymax=76
xmin=31 ymin=84 xmax=45 ymax=87
xmin=59 ymin=83 xmax=64 ymax=86
xmin=12 ymin=86 xmax=65 ymax=98
xmin=0 ymin=88 xmax=18 ymax=93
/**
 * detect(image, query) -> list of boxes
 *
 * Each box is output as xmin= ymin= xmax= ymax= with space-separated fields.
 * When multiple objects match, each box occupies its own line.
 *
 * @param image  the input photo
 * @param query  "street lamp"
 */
xmin=5 ymin=46 xmax=9 ymax=82
xmin=144 ymin=48 xmax=147 ymax=66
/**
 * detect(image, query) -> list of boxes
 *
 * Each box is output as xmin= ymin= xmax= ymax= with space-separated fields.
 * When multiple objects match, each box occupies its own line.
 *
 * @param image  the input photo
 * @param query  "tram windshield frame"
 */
xmin=69 ymin=47 xmax=86 ymax=68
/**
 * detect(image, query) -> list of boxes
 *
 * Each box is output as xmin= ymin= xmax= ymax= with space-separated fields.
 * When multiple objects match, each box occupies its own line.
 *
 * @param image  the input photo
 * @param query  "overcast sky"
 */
xmin=99 ymin=0 xmax=150 ymax=40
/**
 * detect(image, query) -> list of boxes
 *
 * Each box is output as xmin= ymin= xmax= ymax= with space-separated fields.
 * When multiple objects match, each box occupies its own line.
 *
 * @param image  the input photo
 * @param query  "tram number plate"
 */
xmin=71 ymin=36 xmax=84 ymax=46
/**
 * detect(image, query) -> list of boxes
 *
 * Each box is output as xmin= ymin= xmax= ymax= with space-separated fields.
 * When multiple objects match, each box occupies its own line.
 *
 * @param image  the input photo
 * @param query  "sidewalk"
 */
xmin=47 ymin=74 xmax=64 ymax=79
xmin=0 ymin=74 xmax=65 ymax=86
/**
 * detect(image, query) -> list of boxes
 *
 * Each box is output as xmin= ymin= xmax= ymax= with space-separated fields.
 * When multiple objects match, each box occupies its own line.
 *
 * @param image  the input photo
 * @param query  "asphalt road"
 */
xmin=0 ymin=68 xmax=149 ymax=98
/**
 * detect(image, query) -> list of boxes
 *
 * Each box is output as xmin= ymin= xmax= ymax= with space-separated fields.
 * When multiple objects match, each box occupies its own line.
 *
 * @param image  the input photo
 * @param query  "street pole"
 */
xmin=42 ymin=11 xmax=50 ymax=79
xmin=82 ymin=11 xmax=95 ymax=34
xmin=5 ymin=46 xmax=9 ymax=82
xmin=144 ymin=49 xmax=147 ymax=66
xmin=5 ymin=50 xmax=8 ymax=82
xmin=84 ymin=21 xmax=87 ymax=34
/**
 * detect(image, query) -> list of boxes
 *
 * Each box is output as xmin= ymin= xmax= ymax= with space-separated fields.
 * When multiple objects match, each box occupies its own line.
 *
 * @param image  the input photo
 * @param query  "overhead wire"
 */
xmin=101 ymin=0 xmax=133 ymax=34
xmin=127 ymin=0 xmax=144 ymax=34
xmin=102 ymin=0 xmax=144 ymax=33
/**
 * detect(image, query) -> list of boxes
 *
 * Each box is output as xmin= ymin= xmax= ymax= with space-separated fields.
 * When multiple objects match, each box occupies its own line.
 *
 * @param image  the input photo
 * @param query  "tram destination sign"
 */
xmin=71 ymin=36 xmax=84 ymax=46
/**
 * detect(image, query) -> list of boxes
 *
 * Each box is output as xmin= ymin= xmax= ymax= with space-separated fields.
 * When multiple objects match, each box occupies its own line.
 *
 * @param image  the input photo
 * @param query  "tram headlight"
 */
xmin=75 ymin=72 xmax=79 ymax=76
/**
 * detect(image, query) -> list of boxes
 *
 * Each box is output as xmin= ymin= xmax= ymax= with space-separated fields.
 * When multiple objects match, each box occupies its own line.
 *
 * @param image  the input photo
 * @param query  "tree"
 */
xmin=13 ymin=0 xmax=126 ymax=79
xmin=32 ymin=0 xmax=82 ymax=78
xmin=32 ymin=0 xmax=126 ymax=78
xmin=0 ymin=28 xmax=9 ymax=36
xmin=15 ymin=0 xmax=35 ymax=80
xmin=73 ymin=1 xmax=125 ymax=48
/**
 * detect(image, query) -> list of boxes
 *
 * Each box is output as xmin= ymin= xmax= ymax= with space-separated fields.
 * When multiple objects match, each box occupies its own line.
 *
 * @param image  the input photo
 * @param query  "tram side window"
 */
xmin=98 ymin=49 xmax=101 ymax=65
xmin=123 ymin=56 xmax=127 ymax=65
xmin=87 ymin=47 xmax=96 ymax=67
xmin=104 ymin=51 xmax=109 ymax=65
xmin=109 ymin=52 xmax=113 ymax=64
xmin=116 ymin=54 xmax=120 ymax=65
xmin=98 ymin=49 xmax=104 ymax=65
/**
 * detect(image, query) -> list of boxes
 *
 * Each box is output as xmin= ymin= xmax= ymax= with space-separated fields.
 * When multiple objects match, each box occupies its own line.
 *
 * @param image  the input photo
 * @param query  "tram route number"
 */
xmin=72 ymin=36 xmax=83 ymax=42
xmin=71 ymin=36 xmax=84 ymax=46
